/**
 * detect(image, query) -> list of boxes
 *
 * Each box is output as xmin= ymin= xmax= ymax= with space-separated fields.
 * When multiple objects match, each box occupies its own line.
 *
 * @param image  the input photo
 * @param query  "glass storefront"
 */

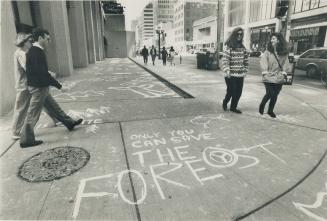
xmin=228 ymin=0 xmax=246 ymax=26
xmin=292 ymin=0 xmax=327 ymax=13
xmin=249 ymin=0 xmax=276 ymax=22
xmin=250 ymin=25 xmax=275 ymax=52
xmin=290 ymin=26 xmax=327 ymax=54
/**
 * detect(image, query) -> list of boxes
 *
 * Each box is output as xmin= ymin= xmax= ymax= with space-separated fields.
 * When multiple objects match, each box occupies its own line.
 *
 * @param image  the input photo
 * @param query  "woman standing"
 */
xmin=222 ymin=27 xmax=249 ymax=113
xmin=259 ymin=33 xmax=290 ymax=118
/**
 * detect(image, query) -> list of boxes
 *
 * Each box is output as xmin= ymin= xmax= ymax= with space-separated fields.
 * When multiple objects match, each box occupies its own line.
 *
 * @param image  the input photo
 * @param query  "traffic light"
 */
xmin=275 ymin=0 xmax=289 ymax=18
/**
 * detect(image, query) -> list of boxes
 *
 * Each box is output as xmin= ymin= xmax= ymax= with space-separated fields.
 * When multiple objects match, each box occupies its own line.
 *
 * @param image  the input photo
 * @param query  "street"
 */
xmin=180 ymin=54 xmax=327 ymax=90
xmin=0 ymin=57 xmax=327 ymax=220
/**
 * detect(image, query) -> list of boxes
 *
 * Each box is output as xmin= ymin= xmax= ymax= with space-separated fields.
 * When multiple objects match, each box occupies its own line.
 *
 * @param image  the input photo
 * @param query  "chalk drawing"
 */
xmin=54 ymin=90 xmax=105 ymax=101
xmin=276 ymin=115 xmax=303 ymax=123
xmin=190 ymin=114 xmax=230 ymax=128
xmin=293 ymin=182 xmax=327 ymax=221
xmin=117 ymin=170 xmax=147 ymax=205
xmin=68 ymin=106 xmax=110 ymax=119
xmin=150 ymin=162 xmax=191 ymax=200
xmin=73 ymin=170 xmax=147 ymax=219
xmin=108 ymin=84 xmax=176 ymax=98
xmin=203 ymin=145 xmax=238 ymax=168
xmin=113 ymin=72 xmax=133 ymax=75
xmin=203 ymin=142 xmax=286 ymax=170
xmin=85 ymin=125 xmax=99 ymax=134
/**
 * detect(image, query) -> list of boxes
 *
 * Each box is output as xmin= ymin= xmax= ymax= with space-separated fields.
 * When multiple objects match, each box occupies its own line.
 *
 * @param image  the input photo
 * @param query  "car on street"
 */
xmin=295 ymin=47 xmax=327 ymax=86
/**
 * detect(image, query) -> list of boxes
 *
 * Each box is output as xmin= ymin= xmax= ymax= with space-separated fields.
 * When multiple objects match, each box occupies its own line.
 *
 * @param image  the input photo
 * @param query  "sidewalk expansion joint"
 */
xmin=234 ymin=149 xmax=327 ymax=221
xmin=119 ymin=122 xmax=142 ymax=221
xmin=0 ymin=140 xmax=16 ymax=158
xmin=129 ymin=57 xmax=194 ymax=99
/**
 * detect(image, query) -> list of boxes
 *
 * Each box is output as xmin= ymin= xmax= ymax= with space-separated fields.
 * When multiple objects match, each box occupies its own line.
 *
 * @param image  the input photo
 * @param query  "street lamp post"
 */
xmin=156 ymin=29 xmax=164 ymax=59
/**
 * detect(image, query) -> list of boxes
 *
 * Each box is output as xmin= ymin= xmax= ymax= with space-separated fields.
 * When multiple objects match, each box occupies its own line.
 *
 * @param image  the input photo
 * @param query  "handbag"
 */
xmin=262 ymin=52 xmax=286 ymax=84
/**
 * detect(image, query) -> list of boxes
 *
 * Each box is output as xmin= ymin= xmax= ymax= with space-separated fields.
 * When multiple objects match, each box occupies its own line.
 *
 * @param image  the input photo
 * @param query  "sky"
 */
xmin=117 ymin=0 xmax=152 ymax=31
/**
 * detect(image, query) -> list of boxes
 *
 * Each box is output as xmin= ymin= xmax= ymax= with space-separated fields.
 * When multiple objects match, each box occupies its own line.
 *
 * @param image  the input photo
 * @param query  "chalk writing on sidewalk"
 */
xmin=108 ymin=84 xmax=176 ymax=98
xmin=53 ymin=90 xmax=105 ymax=101
xmin=293 ymin=182 xmax=327 ymax=221
xmin=190 ymin=114 xmax=230 ymax=128
xmin=73 ymin=127 xmax=286 ymax=219
xmin=85 ymin=125 xmax=99 ymax=134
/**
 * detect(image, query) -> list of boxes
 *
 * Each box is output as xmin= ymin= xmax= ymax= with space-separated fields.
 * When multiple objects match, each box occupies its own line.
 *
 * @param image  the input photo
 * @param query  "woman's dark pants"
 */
xmin=223 ymin=76 xmax=244 ymax=110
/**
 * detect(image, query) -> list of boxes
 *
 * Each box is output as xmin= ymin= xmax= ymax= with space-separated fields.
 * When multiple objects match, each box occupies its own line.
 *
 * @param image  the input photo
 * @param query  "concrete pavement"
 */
xmin=0 ymin=57 xmax=326 ymax=220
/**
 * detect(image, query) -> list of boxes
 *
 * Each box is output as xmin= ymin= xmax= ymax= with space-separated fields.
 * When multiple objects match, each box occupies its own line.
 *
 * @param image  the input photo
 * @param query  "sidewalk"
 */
xmin=0 ymin=57 xmax=327 ymax=220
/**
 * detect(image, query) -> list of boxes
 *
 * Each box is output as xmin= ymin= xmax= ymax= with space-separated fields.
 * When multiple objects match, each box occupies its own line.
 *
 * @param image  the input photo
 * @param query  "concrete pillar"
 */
xmin=83 ymin=1 xmax=96 ymax=64
xmin=94 ymin=2 xmax=104 ymax=60
xmin=91 ymin=1 xmax=100 ymax=61
xmin=223 ymin=0 xmax=230 ymax=41
xmin=0 ymin=1 xmax=17 ymax=116
xmin=243 ymin=0 xmax=251 ymax=49
xmin=67 ymin=1 xmax=88 ymax=68
xmin=38 ymin=1 xmax=73 ymax=77
xmin=99 ymin=6 xmax=105 ymax=60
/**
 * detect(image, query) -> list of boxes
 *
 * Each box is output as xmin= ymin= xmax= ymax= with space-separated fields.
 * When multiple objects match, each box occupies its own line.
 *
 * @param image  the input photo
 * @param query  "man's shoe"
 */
xmin=267 ymin=111 xmax=276 ymax=118
xmin=67 ymin=118 xmax=83 ymax=131
xmin=259 ymin=105 xmax=264 ymax=115
xmin=230 ymin=108 xmax=242 ymax=114
xmin=20 ymin=140 xmax=43 ymax=148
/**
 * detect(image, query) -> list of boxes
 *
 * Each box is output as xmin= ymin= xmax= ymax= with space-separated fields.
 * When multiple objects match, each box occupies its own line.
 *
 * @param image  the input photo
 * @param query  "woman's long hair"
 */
xmin=225 ymin=27 xmax=245 ymax=49
xmin=267 ymin=33 xmax=289 ymax=56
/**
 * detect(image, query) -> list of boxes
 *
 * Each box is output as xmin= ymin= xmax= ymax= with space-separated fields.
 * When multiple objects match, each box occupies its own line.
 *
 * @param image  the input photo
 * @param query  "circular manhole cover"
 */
xmin=18 ymin=146 xmax=90 ymax=182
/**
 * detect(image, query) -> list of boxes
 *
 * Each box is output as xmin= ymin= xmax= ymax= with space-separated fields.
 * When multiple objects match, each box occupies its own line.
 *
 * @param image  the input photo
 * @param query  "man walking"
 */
xmin=150 ymin=45 xmax=157 ymax=66
xmin=20 ymin=28 xmax=82 ymax=148
xmin=12 ymin=32 xmax=59 ymax=140
xmin=141 ymin=45 xmax=149 ymax=65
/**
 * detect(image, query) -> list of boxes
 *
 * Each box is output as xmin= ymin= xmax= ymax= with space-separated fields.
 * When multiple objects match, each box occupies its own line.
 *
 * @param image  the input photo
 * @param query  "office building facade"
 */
xmin=173 ymin=0 xmax=218 ymax=51
xmin=224 ymin=0 xmax=327 ymax=54
xmin=0 ymin=1 xmax=106 ymax=116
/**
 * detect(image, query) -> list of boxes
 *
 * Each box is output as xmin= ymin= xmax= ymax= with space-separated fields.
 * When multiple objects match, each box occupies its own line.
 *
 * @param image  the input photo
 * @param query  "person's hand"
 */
xmin=226 ymin=71 xmax=231 ymax=78
xmin=60 ymin=86 xmax=69 ymax=93
xmin=49 ymin=71 xmax=57 ymax=78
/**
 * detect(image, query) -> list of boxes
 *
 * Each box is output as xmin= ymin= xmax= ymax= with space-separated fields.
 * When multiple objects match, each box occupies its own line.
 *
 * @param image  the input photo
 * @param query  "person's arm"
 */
xmin=222 ymin=45 xmax=231 ymax=77
xmin=282 ymin=55 xmax=291 ymax=73
xmin=243 ymin=48 xmax=249 ymax=72
xmin=260 ymin=50 xmax=269 ymax=75
xmin=17 ymin=51 xmax=27 ymax=71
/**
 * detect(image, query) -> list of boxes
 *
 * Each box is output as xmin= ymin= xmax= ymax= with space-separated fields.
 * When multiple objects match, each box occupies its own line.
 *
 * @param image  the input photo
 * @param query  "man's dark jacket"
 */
xmin=26 ymin=46 xmax=62 ymax=89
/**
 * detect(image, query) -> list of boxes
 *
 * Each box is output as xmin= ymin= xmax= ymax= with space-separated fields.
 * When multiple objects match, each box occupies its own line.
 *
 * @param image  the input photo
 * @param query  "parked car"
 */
xmin=295 ymin=47 xmax=327 ymax=86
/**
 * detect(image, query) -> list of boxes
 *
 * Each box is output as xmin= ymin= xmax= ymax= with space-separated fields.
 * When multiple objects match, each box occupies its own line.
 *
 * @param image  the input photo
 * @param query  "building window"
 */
xmin=294 ymin=0 xmax=303 ymax=12
xmin=311 ymin=0 xmax=320 ymax=8
xmin=302 ymin=0 xmax=310 ymax=10
xmin=320 ymin=0 xmax=327 ymax=6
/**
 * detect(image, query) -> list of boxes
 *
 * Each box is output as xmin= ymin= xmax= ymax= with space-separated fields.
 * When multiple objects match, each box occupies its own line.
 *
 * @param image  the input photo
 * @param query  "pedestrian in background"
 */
xmin=222 ymin=27 xmax=249 ymax=114
xmin=169 ymin=46 xmax=175 ymax=66
xmin=161 ymin=47 xmax=168 ymax=66
xmin=20 ymin=28 xmax=82 ymax=148
xmin=12 ymin=32 xmax=58 ymax=140
xmin=259 ymin=33 xmax=290 ymax=118
xmin=150 ymin=45 xmax=157 ymax=66
xmin=141 ymin=45 xmax=149 ymax=65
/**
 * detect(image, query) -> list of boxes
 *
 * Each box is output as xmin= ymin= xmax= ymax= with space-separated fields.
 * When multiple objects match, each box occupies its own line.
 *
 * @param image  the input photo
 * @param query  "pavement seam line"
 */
xmin=37 ymin=181 xmax=53 ymax=220
xmin=0 ymin=140 xmax=16 ymax=158
xmin=119 ymin=122 xmax=142 ymax=221
xmin=244 ymin=112 xmax=327 ymax=133
xmin=129 ymin=57 xmax=194 ymax=99
xmin=234 ymin=149 xmax=327 ymax=221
